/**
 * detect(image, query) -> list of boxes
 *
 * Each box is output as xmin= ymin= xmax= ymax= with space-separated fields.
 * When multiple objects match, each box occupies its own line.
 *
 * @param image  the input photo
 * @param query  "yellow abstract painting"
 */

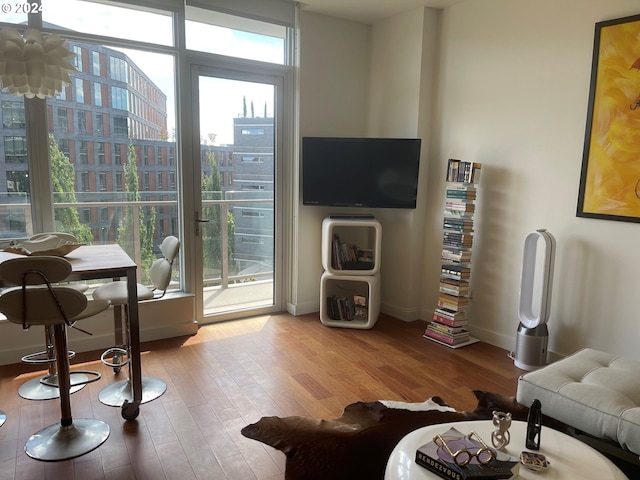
xmin=578 ymin=14 xmax=640 ymax=222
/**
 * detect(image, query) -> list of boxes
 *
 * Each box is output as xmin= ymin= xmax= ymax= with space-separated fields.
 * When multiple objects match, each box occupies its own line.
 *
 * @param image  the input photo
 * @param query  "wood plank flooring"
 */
xmin=0 ymin=313 xmax=523 ymax=479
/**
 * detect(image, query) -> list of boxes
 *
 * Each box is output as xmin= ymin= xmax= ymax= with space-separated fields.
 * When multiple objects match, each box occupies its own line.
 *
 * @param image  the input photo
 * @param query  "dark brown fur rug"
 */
xmin=241 ymin=391 xmax=550 ymax=480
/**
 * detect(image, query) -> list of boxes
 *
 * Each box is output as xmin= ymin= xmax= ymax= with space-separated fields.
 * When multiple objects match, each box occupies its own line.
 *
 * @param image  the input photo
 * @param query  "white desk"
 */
xmin=384 ymin=420 xmax=628 ymax=479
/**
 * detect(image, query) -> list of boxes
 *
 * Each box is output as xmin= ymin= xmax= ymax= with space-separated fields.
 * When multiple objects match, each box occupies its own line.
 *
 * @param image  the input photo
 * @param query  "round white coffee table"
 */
xmin=384 ymin=420 xmax=628 ymax=479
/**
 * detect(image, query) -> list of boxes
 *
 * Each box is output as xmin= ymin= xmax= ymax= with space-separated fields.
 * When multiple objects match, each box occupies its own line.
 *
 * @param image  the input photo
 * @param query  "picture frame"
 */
xmin=577 ymin=14 xmax=640 ymax=223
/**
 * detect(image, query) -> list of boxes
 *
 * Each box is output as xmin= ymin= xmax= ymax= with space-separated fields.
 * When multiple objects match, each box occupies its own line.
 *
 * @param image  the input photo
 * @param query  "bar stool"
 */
xmin=0 ymin=256 xmax=110 ymax=461
xmin=18 ymin=233 xmax=90 ymax=401
xmin=93 ymin=235 xmax=179 ymax=408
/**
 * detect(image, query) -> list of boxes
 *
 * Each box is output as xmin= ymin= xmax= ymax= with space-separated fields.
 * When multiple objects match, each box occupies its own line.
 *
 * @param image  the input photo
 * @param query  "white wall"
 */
xmin=292 ymin=12 xmax=371 ymax=314
xmin=432 ymin=0 xmax=640 ymax=360
xmin=296 ymin=0 xmax=640 ymax=362
xmin=295 ymin=9 xmax=441 ymax=319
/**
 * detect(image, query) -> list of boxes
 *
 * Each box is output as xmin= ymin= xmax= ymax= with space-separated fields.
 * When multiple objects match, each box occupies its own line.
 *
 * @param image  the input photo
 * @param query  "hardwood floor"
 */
xmin=0 ymin=313 xmax=522 ymax=479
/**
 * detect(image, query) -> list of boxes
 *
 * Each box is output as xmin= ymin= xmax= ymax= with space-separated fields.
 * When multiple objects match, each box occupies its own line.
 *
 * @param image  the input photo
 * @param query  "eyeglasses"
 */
xmin=433 ymin=431 xmax=496 ymax=467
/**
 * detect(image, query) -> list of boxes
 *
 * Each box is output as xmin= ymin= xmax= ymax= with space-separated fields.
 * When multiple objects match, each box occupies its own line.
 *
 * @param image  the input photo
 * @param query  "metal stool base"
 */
xmin=19 ymin=373 xmax=88 ymax=401
xmin=25 ymin=418 xmax=110 ymax=461
xmin=98 ymin=377 xmax=166 ymax=407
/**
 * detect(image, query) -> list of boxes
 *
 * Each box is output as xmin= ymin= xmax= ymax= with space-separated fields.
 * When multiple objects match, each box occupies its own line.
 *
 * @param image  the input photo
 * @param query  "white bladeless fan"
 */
xmin=513 ymin=229 xmax=556 ymax=371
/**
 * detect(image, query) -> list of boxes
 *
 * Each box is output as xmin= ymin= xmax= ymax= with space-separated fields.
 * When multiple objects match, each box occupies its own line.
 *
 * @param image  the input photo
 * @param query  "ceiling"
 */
xmin=298 ymin=0 xmax=464 ymax=25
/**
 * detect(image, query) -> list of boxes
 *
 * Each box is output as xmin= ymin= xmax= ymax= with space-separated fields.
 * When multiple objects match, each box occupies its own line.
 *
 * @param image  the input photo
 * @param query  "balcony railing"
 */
xmin=0 ymin=191 xmax=274 ymax=293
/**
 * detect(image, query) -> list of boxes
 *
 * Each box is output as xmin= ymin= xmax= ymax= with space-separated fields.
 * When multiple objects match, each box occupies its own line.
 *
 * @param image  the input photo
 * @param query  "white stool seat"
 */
xmin=93 ymin=281 xmax=154 ymax=305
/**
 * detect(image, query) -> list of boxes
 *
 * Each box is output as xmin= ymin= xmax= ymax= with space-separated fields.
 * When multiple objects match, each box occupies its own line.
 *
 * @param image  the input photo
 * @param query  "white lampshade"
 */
xmin=0 ymin=26 xmax=76 ymax=99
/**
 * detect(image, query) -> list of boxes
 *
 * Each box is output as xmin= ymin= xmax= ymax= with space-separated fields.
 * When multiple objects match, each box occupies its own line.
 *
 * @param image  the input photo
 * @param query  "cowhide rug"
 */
xmin=241 ymin=390 xmax=554 ymax=480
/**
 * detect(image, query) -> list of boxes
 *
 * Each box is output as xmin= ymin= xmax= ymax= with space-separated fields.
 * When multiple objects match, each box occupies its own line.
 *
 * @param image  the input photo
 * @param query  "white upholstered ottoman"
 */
xmin=516 ymin=348 xmax=640 ymax=457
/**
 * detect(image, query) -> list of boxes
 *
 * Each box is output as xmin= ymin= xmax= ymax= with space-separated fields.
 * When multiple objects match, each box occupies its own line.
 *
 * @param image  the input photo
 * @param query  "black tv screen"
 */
xmin=302 ymin=137 xmax=421 ymax=209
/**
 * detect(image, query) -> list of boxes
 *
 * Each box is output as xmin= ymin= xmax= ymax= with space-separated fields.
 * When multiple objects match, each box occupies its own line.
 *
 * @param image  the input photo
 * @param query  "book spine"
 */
xmin=416 ymin=451 xmax=463 ymax=480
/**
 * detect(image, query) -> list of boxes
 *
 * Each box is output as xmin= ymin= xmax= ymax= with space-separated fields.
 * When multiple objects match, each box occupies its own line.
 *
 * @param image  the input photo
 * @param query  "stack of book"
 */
xmin=444 ymin=200 xmax=475 ymax=217
xmin=446 ymin=185 xmax=477 ymax=200
xmin=425 ymin=308 xmax=470 ymax=346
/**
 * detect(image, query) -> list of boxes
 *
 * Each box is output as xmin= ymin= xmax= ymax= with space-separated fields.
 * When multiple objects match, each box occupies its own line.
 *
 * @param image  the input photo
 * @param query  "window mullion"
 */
xmin=24 ymin=98 xmax=55 ymax=232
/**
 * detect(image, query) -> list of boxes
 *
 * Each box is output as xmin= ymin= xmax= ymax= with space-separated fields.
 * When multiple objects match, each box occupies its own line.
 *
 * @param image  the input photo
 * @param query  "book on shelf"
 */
xmin=331 ymin=234 xmax=374 ymax=271
xmin=439 ymin=278 xmax=470 ymax=296
xmin=446 ymin=159 xmax=482 ymax=185
xmin=424 ymin=329 xmax=470 ymax=346
xmin=441 ymin=247 xmax=472 ymax=263
xmin=428 ymin=322 xmax=468 ymax=335
xmin=432 ymin=312 xmax=469 ymax=327
xmin=434 ymin=307 xmax=467 ymax=320
xmin=415 ymin=427 xmax=519 ymax=479
xmin=443 ymin=218 xmax=474 ymax=232
xmin=441 ymin=264 xmax=471 ymax=280
xmin=326 ymin=294 xmax=367 ymax=321
xmin=442 ymin=233 xmax=473 ymax=248
xmin=446 ymin=190 xmax=477 ymax=200
xmin=437 ymin=293 xmax=469 ymax=311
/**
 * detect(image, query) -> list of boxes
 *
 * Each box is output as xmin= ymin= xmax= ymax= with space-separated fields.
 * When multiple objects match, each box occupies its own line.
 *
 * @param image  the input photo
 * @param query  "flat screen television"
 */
xmin=302 ymin=137 xmax=422 ymax=209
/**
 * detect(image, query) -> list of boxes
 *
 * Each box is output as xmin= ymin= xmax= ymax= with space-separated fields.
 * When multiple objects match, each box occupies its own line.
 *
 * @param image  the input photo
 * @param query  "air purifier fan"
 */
xmin=514 ymin=229 xmax=556 ymax=371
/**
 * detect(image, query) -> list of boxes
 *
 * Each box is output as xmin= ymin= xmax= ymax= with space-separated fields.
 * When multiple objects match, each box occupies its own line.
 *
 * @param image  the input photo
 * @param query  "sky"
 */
xmin=1 ymin=0 xmax=282 ymax=145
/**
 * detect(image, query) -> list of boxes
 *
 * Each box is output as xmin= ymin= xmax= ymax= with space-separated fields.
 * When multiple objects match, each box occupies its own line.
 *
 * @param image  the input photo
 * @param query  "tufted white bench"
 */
xmin=516 ymin=348 xmax=640 ymax=459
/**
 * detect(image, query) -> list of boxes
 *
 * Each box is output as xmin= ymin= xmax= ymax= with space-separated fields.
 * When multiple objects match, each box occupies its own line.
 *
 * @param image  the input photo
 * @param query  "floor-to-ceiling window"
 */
xmin=0 ymin=0 xmax=295 ymax=320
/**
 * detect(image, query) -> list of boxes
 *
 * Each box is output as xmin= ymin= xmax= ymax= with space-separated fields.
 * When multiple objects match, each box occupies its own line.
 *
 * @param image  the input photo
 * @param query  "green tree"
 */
xmin=49 ymin=135 xmax=93 ymax=243
xmin=117 ymin=144 xmax=156 ymax=280
xmin=201 ymin=150 xmax=236 ymax=276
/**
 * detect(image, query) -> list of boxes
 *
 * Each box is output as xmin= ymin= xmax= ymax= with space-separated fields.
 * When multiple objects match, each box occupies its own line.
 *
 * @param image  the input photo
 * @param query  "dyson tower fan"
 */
xmin=514 ymin=229 xmax=556 ymax=371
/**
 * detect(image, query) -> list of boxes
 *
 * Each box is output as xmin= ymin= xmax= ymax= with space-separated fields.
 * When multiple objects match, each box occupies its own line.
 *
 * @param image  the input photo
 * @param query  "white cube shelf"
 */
xmin=321 ymin=217 xmax=381 ymax=275
xmin=320 ymin=271 xmax=380 ymax=329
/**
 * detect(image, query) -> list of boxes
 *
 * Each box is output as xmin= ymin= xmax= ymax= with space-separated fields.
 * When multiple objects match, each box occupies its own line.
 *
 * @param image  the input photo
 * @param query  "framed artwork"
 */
xmin=577 ymin=14 xmax=640 ymax=223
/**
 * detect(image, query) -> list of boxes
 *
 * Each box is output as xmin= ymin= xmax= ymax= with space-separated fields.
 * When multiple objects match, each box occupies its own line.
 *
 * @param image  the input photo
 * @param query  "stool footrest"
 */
xmin=41 ymin=370 xmax=101 ymax=388
xmin=100 ymin=347 xmax=129 ymax=368
xmin=22 ymin=350 xmax=76 ymax=364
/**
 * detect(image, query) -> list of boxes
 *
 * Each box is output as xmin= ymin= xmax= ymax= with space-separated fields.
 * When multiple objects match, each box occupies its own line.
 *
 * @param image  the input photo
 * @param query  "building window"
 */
xmin=99 ymin=172 xmax=107 ymax=191
xmin=80 ymin=172 xmax=90 ymax=192
xmin=115 ymin=172 xmax=123 ymax=191
xmin=169 ymin=171 xmax=176 ymax=190
xmin=241 ymin=156 xmax=263 ymax=163
xmin=143 ymin=171 xmax=150 ymax=190
xmin=58 ymin=139 xmax=70 ymax=157
xmin=79 ymin=141 xmax=88 ymax=164
xmin=57 ymin=107 xmax=68 ymax=132
xmin=143 ymin=146 xmax=149 ymax=165
xmin=75 ymin=77 xmax=85 ymax=103
xmin=2 ymin=101 xmax=25 ymax=129
xmin=241 ymin=236 xmax=265 ymax=245
xmin=242 ymin=210 xmax=265 ymax=218
xmin=241 ymin=128 xmax=265 ymax=135
xmin=114 ymin=143 xmax=122 ymax=164
xmin=81 ymin=208 xmax=91 ymax=223
xmin=4 ymin=136 xmax=27 ymax=163
xmin=111 ymin=86 xmax=128 ymax=110
xmin=113 ymin=116 xmax=128 ymax=136
xmin=109 ymin=56 xmax=128 ymax=82
xmin=157 ymin=172 xmax=163 ymax=190
xmin=77 ymin=110 xmax=87 ymax=134
xmin=94 ymin=82 xmax=102 ymax=106
xmin=96 ymin=142 xmax=105 ymax=164
xmin=72 ymin=45 xmax=83 ymax=71
xmin=95 ymin=113 xmax=104 ymax=135
xmin=92 ymin=51 xmax=100 ymax=75
xmin=168 ymin=148 xmax=174 ymax=166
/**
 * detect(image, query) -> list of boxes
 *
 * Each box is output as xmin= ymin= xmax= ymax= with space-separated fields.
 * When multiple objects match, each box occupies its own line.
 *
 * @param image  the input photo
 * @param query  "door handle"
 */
xmin=196 ymin=218 xmax=209 ymax=223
